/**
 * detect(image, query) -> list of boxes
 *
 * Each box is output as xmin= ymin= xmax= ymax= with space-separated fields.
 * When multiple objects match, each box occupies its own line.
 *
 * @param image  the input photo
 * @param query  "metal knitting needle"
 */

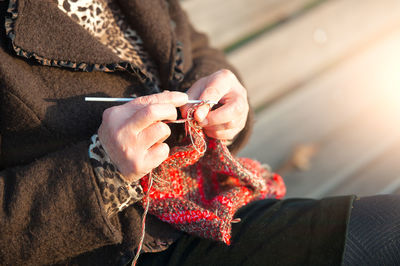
xmin=84 ymin=97 xmax=218 ymax=105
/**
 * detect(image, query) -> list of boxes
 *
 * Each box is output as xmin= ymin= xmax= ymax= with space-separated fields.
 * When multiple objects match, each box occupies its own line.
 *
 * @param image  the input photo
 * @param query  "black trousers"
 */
xmin=138 ymin=196 xmax=354 ymax=265
xmin=137 ymin=195 xmax=400 ymax=265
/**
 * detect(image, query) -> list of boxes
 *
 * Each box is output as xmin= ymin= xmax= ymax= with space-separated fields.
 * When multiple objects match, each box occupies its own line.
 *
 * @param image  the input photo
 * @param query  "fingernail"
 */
xmin=197 ymin=110 xmax=207 ymax=121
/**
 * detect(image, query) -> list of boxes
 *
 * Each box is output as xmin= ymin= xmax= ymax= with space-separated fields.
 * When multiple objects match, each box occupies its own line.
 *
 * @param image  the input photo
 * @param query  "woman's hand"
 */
xmin=181 ymin=69 xmax=249 ymax=141
xmin=98 ymin=91 xmax=188 ymax=183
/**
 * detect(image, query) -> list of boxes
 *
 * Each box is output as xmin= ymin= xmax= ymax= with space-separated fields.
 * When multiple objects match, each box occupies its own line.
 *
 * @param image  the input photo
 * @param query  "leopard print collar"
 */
xmin=57 ymin=0 xmax=161 ymax=90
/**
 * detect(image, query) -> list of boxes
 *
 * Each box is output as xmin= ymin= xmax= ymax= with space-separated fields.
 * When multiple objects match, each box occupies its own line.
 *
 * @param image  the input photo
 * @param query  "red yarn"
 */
xmin=140 ymin=113 xmax=286 ymax=245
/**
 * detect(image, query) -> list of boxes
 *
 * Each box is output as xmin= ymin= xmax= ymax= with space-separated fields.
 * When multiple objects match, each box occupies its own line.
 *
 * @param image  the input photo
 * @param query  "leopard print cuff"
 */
xmin=89 ymin=134 xmax=144 ymax=217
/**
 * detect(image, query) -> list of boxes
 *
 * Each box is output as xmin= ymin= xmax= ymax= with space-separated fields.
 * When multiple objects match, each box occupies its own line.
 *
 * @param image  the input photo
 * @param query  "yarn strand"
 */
xmin=131 ymin=171 xmax=153 ymax=266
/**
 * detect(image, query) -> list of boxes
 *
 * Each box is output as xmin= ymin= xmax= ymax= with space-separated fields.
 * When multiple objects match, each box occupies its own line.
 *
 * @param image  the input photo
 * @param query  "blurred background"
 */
xmin=181 ymin=0 xmax=400 ymax=198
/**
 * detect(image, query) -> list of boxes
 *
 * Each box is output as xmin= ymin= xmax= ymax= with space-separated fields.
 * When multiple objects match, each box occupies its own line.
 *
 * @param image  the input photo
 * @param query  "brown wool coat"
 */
xmin=0 ymin=0 xmax=253 ymax=265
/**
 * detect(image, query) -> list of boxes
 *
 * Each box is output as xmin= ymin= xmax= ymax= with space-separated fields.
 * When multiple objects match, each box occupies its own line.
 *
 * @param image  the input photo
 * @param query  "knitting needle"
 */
xmin=84 ymin=97 xmax=218 ymax=105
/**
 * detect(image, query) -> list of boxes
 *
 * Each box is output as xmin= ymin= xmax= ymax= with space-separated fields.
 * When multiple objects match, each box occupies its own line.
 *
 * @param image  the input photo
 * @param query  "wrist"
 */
xmin=89 ymin=134 xmax=144 ymax=217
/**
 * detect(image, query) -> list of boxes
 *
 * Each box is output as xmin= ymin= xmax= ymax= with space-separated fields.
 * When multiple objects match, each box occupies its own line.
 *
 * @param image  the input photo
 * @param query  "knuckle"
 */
xmin=196 ymin=77 xmax=207 ymax=85
xmin=135 ymin=93 xmax=159 ymax=105
xmin=137 ymin=96 xmax=151 ymax=105
xmin=239 ymin=86 xmax=248 ymax=97
xmin=234 ymin=98 xmax=248 ymax=114
xmin=158 ymin=122 xmax=171 ymax=136
xmin=142 ymin=104 xmax=158 ymax=119
xmin=158 ymin=143 xmax=170 ymax=157
xmin=169 ymin=105 xmax=178 ymax=119
xmin=112 ymin=128 xmax=132 ymax=151
xmin=121 ymin=144 xmax=131 ymax=158
xmin=112 ymin=127 xmax=124 ymax=143
xmin=102 ymin=107 xmax=114 ymax=122
xmin=149 ymin=144 xmax=169 ymax=167
xmin=163 ymin=91 xmax=175 ymax=101
xmin=226 ymin=120 xmax=235 ymax=129
xmin=136 ymin=91 xmax=173 ymax=105
xmin=233 ymin=102 xmax=242 ymax=115
xmin=218 ymin=69 xmax=234 ymax=79
xmin=204 ymin=86 xmax=221 ymax=98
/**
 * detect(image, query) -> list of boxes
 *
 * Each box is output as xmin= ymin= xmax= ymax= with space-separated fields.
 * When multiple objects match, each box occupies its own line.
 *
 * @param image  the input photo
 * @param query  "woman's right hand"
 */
xmin=98 ymin=91 xmax=188 ymax=183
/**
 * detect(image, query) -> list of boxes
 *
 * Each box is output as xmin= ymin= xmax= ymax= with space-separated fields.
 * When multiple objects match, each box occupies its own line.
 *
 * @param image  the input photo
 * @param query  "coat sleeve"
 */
xmin=0 ymin=139 xmax=123 ymax=265
xmin=170 ymin=0 xmax=254 ymax=154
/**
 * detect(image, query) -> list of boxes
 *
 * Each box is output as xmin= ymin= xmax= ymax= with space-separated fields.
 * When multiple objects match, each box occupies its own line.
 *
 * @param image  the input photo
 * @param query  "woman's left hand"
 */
xmin=181 ymin=69 xmax=249 ymax=141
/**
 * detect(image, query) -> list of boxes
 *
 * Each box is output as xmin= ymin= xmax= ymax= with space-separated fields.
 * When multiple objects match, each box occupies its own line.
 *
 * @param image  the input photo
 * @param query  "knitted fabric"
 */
xmin=140 ymin=110 xmax=286 ymax=245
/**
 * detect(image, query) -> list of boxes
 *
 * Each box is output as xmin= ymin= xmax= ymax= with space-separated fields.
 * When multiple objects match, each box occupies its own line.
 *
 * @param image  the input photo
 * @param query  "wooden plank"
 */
xmin=239 ymin=28 xmax=400 ymax=198
xmin=388 ymin=181 xmax=400 ymax=195
xmin=181 ymin=0 xmax=313 ymax=49
xmin=227 ymin=0 xmax=400 ymax=108
xmin=326 ymin=140 xmax=400 ymax=197
xmin=296 ymin=110 xmax=400 ymax=198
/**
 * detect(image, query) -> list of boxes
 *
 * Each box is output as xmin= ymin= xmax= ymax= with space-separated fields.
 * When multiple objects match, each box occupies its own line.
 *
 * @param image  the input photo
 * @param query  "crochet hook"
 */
xmin=84 ymin=97 xmax=218 ymax=105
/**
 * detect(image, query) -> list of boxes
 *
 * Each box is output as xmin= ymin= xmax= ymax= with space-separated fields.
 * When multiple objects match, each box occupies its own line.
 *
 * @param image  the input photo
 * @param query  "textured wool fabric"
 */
xmin=0 ymin=141 xmax=123 ymax=265
xmin=140 ymin=112 xmax=286 ymax=245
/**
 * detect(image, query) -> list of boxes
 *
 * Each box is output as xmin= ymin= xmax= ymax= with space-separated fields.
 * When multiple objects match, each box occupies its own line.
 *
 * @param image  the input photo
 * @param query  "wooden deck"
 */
xmin=183 ymin=0 xmax=400 ymax=198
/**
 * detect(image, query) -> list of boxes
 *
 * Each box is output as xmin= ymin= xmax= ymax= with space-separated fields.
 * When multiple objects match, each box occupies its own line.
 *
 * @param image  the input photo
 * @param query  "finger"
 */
xmin=138 ymin=122 xmax=171 ymax=149
xmin=204 ymin=128 xmax=239 ymax=140
xmin=128 ymin=103 xmax=178 ymax=132
xmin=195 ymin=87 xmax=229 ymax=122
xmin=193 ymin=104 xmax=211 ymax=123
xmin=200 ymin=96 xmax=248 ymax=127
xmin=182 ymin=69 xmax=241 ymax=121
xmin=185 ymin=77 xmax=208 ymax=102
xmin=180 ymin=78 xmax=207 ymax=119
xmin=194 ymin=70 xmax=235 ymax=122
xmin=199 ymin=69 xmax=236 ymax=102
xmin=202 ymin=116 xmax=246 ymax=141
xmin=109 ymin=92 xmax=187 ymax=124
xmin=129 ymin=91 xmax=188 ymax=107
xmin=143 ymin=142 xmax=170 ymax=170
xmin=202 ymin=120 xmax=237 ymax=132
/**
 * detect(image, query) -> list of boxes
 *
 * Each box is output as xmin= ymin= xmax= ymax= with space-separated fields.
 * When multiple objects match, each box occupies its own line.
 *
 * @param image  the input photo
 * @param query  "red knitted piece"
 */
xmin=140 ymin=119 xmax=286 ymax=245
